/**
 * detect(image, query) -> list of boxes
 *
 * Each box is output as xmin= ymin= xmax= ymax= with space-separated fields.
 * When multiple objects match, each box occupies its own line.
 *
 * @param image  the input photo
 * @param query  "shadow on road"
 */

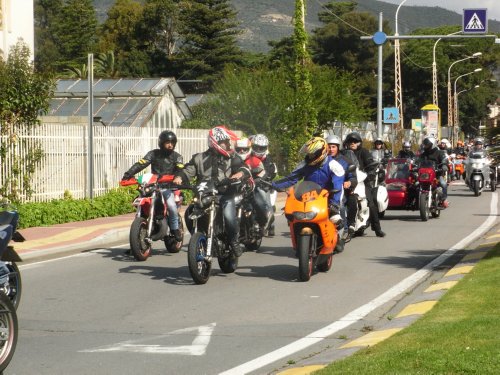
xmin=368 ymin=248 xmax=465 ymax=270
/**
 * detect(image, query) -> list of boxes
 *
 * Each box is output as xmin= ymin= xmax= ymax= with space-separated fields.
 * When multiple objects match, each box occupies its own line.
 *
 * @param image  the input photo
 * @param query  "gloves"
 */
xmin=122 ymin=172 xmax=132 ymax=180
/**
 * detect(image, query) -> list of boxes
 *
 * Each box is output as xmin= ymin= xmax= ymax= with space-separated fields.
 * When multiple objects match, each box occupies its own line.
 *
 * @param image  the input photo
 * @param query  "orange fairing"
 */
xmin=284 ymin=181 xmax=337 ymax=254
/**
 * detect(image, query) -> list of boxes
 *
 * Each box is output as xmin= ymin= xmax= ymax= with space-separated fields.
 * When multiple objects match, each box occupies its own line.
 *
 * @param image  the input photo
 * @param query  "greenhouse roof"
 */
xmin=49 ymin=78 xmax=191 ymax=127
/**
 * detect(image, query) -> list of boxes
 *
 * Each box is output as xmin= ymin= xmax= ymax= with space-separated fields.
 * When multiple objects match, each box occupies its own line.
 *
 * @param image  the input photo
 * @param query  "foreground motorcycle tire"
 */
xmin=0 ymin=292 xmax=17 ymax=373
xmin=297 ymin=234 xmax=313 ymax=282
xmin=419 ymin=193 xmax=430 ymax=222
xmin=164 ymin=218 xmax=184 ymax=253
xmin=490 ymin=175 xmax=497 ymax=192
xmin=187 ymin=232 xmax=211 ymax=284
xmin=129 ymin=217 xmax=152 ymax=261
xmin=6 ymin=262 xmax=21 ymax=310
xmin=244 ymin=236 xmax=262 ymax=251
xmin=218 ymin=254 xmax=238 ymax=274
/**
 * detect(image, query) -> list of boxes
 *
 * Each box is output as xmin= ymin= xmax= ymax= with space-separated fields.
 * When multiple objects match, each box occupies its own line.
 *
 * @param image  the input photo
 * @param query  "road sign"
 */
xmin=463 ymin=9 xmax=487 ymax=34
xmin=383 ymin=107 xmax=399 ymax=124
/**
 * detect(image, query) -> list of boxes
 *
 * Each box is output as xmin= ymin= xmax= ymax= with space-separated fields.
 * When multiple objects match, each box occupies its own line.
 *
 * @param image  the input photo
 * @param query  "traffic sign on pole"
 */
xmin=383 ymin=107 xmax=399 ymax=124
xmin=463 ymin=9 xmax=487 ymax=34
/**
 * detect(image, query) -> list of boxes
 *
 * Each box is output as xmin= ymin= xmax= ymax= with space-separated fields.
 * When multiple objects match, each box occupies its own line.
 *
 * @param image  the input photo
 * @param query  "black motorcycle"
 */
xmin=186 ymin=179 xmax=251 ymax=284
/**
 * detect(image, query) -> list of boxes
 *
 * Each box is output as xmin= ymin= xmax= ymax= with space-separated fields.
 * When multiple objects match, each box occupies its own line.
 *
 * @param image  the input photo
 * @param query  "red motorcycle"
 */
xmin=120 ymin=173 xmax=185 ymax=261
xmin=385 ymin=158 xmax=418 ymax=211
xmin=416 ymin=160 xmax=444 ymax=221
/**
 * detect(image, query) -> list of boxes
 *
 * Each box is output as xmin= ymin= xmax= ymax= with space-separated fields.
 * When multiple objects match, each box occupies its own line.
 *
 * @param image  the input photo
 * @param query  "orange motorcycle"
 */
xmin=284 ymin=181 xmax=338 ymax=282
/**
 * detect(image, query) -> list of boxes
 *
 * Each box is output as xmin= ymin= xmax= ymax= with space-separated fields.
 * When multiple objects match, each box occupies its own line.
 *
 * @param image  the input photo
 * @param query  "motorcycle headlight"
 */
xmin=472 ymin=163 xmax=484 ymax=169
xmin=292 ymin=211 xmax=317 ymax=220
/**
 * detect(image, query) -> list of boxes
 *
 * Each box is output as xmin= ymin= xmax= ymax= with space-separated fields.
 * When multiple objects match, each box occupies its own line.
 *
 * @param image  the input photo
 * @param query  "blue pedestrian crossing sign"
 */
xmin=463 ymin=9 xmax=487 ymax=34
xmin=383 ymin=107 xmax=399 ymax=124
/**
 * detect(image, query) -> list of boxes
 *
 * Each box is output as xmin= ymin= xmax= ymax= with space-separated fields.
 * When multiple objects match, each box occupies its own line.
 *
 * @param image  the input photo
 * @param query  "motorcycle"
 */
xmin=283 ymin=180 xmax=337 ymax=282
xmin=373 ymin=163 xmax=389 ymax=219
xmin=416 ymin=160 xmax=444 ymax=221
xmin=120 ymin=173 xmax=185 ymax=261
xmin=464 ymin=151 xmax=495 ymax=196
xmin=186 ymin=179 xmax=251 ymax=284
xmin=385 ymin=158 xmax=418 ymax=212
xmin=351 ymin=168 xmax=370 ymax=236
xmin=0 ymin=203 xmax=23 ymax=309
xmin=0 ymin=223 xmax=19 ymax=372
xmin=451 ymin=153 xmax=465 ymax=180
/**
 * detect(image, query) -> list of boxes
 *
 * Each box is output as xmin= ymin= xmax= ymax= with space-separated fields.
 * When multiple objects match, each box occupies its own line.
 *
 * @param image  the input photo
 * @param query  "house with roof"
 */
xmin=44 ymin=78 xmax=192 ymax=128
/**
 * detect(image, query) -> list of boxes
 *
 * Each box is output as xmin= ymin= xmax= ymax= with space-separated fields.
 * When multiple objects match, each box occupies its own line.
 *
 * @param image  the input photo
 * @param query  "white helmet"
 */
xmin=326 ymin=134 xmax=341 ymax=146
xmin=235 ymin=138 xmax=251 ymax=160
xmin=251 ymin=134 xmax=269 ymax=158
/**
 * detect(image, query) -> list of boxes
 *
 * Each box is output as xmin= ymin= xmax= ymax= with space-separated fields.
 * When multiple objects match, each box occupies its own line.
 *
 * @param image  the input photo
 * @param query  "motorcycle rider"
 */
xmin=371 ymin=138 xmax=388 ymax=164
xmin=173 ymin=126 xmax=251 ymax=257
xmin=272 ymin=137 xmax=345 ymax=227
xmin=122 ymin=130 xmax=183 ymax=242
xmin=246 ymin=134 xmax=277 ymax=237
xmin=326 ymin=134 xmax=357 ymax=250
xmin=454 ymin=140 xmax=466 ymax=157
xmin=470 ymin=137 xmax=485 ymax=154
xmin=344 ymin=132 xmax=386 ymax=238
xmin=397 ymin=141 xmax=415 ymax=159
xmin=418 ymin=136 xmax=449 ymax=208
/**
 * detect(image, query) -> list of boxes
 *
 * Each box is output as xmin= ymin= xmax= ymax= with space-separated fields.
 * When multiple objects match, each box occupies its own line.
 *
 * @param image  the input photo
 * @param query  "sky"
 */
xmin=382 ymin=0 xmax=499 ymax=22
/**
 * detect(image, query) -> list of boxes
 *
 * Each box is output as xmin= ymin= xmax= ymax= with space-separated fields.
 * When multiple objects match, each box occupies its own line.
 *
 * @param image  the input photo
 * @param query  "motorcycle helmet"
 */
xmin=374 ymin=137 xmax=384 ymax=147
xmin=326 ymin=134 xmax=341 ymax=146
xmin=422 ymin=136 xmax=437 ymax=151
xmin=235 ymin=138 xmax=251 ymax=160
xmin=403 ymin=141 xmax=411 ymax=150
xmin=344 ymin=132 xmax=362 ymax=147
xmin=474 ymin=137 xmax=484 ymax=146
xmin=457 ymin=140 xmax=464 ymax=147
xmin=300 ymin=137 xmax=328 ymax=166
xmin=158 ymin=130 xmax=177 ymax=148
xmin=251 ymin=134 xmax=269 ymax=158
xmin=208 ymin=126 xmax=234 ymax=158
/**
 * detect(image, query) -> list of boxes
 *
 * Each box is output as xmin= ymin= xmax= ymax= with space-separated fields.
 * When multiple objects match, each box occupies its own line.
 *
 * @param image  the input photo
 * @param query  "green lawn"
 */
xmin=317 ymin=243 xmax=500 ymax=374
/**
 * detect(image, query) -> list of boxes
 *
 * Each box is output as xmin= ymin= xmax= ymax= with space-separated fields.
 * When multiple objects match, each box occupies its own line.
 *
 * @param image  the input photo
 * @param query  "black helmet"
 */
xmin=158 ymin=130 xmax=177 ymax=148
xmin=422 ymin=136 xmax=437 ymax=151
xmin=344 ymin=132 xmax=362 ymax=145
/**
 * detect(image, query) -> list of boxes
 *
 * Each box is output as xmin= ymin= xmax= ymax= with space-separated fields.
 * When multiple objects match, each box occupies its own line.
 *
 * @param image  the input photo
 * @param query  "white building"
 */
xmin=0 ymin=0 xmax=34 ymax=60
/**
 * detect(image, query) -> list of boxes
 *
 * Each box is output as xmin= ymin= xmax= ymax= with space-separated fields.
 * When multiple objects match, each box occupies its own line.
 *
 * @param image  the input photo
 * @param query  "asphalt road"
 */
xmin=9 ymin=182 xmax=499 ymax=375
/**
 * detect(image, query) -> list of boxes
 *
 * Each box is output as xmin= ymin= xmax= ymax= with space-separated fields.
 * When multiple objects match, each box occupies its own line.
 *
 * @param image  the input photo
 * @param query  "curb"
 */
xmin=274 ymin=235 xmax=499 ymax=375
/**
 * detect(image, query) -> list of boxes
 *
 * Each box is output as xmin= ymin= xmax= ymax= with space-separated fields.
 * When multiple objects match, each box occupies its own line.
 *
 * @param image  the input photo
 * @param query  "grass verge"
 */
xmin=317 ymin=242 xmax=500 ymax=374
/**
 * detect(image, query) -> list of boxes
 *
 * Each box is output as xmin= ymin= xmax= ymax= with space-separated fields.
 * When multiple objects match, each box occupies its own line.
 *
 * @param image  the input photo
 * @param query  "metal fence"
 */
xmin=0 ymin=124 xmax=228 ymax=203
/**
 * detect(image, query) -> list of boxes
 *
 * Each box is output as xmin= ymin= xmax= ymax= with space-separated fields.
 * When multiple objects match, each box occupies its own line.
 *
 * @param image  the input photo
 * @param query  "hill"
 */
xmin=93 ymin=0 xmax=500 ymax=52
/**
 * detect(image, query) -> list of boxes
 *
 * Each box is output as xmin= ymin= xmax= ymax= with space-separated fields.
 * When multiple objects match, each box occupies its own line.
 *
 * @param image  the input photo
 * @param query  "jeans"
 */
xmin=438 ymin=176 xmax=448 ymax=199
xmin=220 ymin=195 xmax=239 ymax=244
xmin=253 ymin=187 xmax=272 ymax=227
xmin=161 ymin=189 xmax=179 ymax=230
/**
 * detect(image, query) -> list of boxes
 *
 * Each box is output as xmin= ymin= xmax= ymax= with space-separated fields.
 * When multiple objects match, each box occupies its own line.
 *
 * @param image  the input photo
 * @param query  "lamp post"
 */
xmin=432 ymin=31 xmax=462 ymax=107
xmin=447 ymin=52 xmax=482 ymax=127
xmin=454 ymin=68 xmax=482 ymax=137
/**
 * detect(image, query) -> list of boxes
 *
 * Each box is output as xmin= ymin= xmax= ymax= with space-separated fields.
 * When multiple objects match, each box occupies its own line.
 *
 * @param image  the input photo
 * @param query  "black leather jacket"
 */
xmin=124 ymin=149 xmax=183 ymax=177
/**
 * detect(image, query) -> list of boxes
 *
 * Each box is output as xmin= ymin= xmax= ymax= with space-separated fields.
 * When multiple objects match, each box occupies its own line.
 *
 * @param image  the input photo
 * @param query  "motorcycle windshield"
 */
xmin=293 ymin=181 xmax=323 ymax=201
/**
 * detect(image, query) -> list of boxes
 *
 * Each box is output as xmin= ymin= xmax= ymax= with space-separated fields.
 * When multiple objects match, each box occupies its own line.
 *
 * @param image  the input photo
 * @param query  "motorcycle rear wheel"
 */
xmin=316 ymin=253 xmax=333 ymax=272
xmin=244 ymin=236 xmax=262 ymax=251
xmin=218 ymin=254 xmax=238 ymax=273
xmin=164 ymin=217 xmax=184 ymax=253
xmin=130 ymin=217 xmax=152 ymax=261
xmin=297 ymin=234 xmax=313 ymax=282
xmin=0 ymin=293 xmax=17 ymax=373
xmin=187 ymin=232 xmax=211 ymax=284
xmin=6 ymin=262 xmax=21 ymax=310
xmin=491 ymin=175 xmax=497 ymax=192
xmin=419 ymin=193 xmax=429 ymax=221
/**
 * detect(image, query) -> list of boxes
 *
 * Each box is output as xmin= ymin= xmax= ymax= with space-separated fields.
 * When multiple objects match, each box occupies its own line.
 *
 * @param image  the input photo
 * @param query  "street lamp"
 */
xmin=394 ymin=0 xmax=408 ymax=146
xmin=447 ymin=52 xmax=482 ymax=127
xmin=432 ymin=31 xmax=462 ymax=106
xmin=454 ymin=68 xmax=482 ymax=137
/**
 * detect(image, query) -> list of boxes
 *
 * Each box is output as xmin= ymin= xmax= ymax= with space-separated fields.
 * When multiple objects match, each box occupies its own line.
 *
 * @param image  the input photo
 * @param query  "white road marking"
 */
xmin=80 ymin=323 xmax=216 ymax=355
xmin=220 ymin=192 xmax=498 ymax=375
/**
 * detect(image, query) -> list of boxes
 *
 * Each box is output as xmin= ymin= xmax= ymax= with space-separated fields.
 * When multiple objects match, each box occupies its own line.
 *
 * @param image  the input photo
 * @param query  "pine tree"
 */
xmin=176 ymin=0 xmax=242 ymax=88
xmin=34 ymin=0 xmax=63 ymax=72
xmin=52 ymin=0 xmax=98 ymax=70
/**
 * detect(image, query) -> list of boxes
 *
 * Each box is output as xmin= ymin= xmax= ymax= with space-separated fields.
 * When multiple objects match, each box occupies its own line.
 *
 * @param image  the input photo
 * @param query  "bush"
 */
xmin=16 ymin=186 xmax=137 ymax=229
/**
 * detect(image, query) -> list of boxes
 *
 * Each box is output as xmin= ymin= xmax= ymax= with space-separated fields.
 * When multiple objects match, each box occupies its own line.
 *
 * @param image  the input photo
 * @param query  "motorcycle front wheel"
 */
xmin=473 ymin=181 xmax=480 ymax=197
xmin=187 ymin=232 xmax=212 ymax=284
xmin=419 ymin=193 xmax=430 ymax=221
xmin=218 ymin=253 xmax=238 ymax=273
xmin=129 ymin=217 xmax=152 ymax=261
xmin=297 ymin=234 xmax=314 ymax=282
xmin=6 ymin=262 xmax=21 ymax=310
xmin=0 ymin=293 xmax=17 ymax=373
